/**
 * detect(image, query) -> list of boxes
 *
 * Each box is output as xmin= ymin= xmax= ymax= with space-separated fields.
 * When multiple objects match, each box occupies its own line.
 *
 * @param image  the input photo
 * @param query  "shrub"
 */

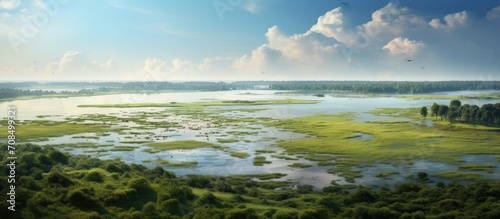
xmin=84 ymin=170 xmax=105 ymax=182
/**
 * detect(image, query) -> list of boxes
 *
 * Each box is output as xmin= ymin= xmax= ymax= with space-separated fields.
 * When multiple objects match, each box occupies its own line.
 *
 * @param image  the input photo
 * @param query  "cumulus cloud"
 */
xmin=487 ymin=6 xmax=500 ymax=20
xmin=0 ymin=0 xmax=20 ymax=10
xmin=310 ymin=8 xmax=354 ymax=45
xmin=45 ymin=51 xmax=118 ymax=77
xmin=383 ymin=37 xmax=425 ymax=56
xmin=360 ymin=3 xmax=426 ymax=39
xmin=429 ymin=11 xmax=469 ymax=29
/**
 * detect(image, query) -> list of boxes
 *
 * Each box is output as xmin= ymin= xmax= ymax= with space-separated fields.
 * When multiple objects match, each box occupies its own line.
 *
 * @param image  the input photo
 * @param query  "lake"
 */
xmin=1 ymin=90 xmax=499 ymax=189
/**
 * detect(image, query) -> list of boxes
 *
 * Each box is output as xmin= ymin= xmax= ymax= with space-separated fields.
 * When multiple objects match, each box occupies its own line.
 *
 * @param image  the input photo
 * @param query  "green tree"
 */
xmin=448 ymin=111 xmax=458 ymax=124
xmin=420 ymin=106 xmax=428 ymax=118
xmin=438 ymin=105 xmax=449 ymax=121
xmin=431 ymin=103 xmax=440 ymax=120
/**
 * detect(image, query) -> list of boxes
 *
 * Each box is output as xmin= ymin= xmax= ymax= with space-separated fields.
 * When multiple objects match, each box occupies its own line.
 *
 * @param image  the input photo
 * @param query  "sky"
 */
xmin=0 ymin=0 xmax=499 ymax=81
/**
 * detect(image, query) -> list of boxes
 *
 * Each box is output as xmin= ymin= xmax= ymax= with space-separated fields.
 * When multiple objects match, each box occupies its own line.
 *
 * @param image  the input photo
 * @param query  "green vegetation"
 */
xmin=2 ymin=144 xmax=500 ymax=219
xmin=253 ymin=156 xmax=272 ymax=166
xmin=230 ymin=152 xmax=250 ymax=159
xmin=269 ymin=112 xmax=500 ymax=180
xmin=109 ymin=146 xmax=138 ymax=152
xmin=432 ymin=171 xmax=483 ymax=180
xmin=375 ymin=171 xmax=399 ymax=178
xmin=458 ymin=164 xmax=496 ymax=173
xmin=216 ymin=138 xmax=239 ymax=143
xmin=288 ymin=163 xmax=313 ymax=168
xmin=0 ymin=121 xmax=104 ymax=140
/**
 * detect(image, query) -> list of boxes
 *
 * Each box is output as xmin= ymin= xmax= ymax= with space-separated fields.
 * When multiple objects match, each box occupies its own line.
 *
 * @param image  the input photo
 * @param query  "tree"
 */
xmin=448 ymin=111 xmax=458 ymax=124
xmin=420 ymin=106 xmax=428 ymax=118
xmin=431 ymin=103 xmax=440 ymax=120
xmin=438 ymin=105 xmax=449 ymax=121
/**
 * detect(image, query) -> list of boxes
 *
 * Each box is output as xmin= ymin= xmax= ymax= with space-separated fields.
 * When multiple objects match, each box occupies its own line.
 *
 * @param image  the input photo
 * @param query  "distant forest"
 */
xmin=0 ymin=81 xmax=499 ymax=99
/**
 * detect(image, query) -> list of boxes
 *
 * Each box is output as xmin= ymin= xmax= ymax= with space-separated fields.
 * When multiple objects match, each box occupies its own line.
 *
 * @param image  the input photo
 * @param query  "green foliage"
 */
xmin=2 ymin=144 xmax=500 ymax=218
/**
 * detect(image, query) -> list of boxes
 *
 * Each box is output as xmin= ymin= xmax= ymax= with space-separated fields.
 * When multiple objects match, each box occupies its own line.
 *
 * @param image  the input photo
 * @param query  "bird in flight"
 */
xmin=406 ymin=59 xmax=414 ymax=62
xmin=342 ymin=2 xmax=349 ymax=6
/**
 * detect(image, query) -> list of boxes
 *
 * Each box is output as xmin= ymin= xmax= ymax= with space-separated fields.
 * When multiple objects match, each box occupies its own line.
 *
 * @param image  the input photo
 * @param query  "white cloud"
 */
xmin=487 ymin=6 xmax=500 ymax=20
xmin=243 ymin=1 xmax=259 ymax=14
xmin=45 ymin=51 xmax=119 ymax=77
xmin=361 ymin=3 xmax=426 ymax=38
xmin=0 ymin=0 xmax=20 ymax=10
xmin=429 ymin=11 xmax=469 ymax=29
xmin=383 ymin=37 xmax=426 ymax=56
xmin=310 ymin=7 xmax=354 ymax=45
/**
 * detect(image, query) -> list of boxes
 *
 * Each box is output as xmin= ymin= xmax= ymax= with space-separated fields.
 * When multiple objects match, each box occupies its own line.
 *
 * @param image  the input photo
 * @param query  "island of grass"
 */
xmin=288 ymin=163 xmax=313 ymax=168
xmin=77 ymin=99 xmax=321 ymax=108
xmin=375 ymin=171 xmax=400 ymax=178
xmin=268 ymin=112 xmax=500 ymax=181
xmin=458 ymin=164 xmax=496 ymax=173
xmin=0 ymin=121 xmax=105 ymax=140
xmin=146 ymin=140 xmax=224 ymax=151
xmin=143 ymin=159 xmax=198 ymax=167
xmin=253 ymin=156 xmax=272 ymax=166
xmin=230 ymin=152 xmax=250 ymax=159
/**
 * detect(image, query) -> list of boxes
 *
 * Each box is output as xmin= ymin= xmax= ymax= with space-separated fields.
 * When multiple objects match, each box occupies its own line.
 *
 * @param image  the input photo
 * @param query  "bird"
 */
xmin=342 ymin=2 xmax=349 ymax=6
xmin=406 ymin=59 xmax=414 ymax=62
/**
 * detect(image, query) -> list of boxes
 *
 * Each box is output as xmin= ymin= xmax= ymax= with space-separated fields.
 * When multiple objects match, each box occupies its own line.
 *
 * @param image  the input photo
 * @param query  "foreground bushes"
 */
xmin=1 ymin=143 xmax=499 ymax=219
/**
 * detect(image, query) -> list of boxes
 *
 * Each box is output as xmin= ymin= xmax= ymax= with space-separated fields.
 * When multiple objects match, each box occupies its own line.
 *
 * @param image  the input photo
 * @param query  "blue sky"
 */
xmin=0 ymin=0 xmax=499 ymax=81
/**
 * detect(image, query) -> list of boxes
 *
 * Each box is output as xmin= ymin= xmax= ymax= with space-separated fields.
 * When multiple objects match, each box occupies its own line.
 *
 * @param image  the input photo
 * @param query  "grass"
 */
xmin=143 ymin=159 xmax=198 ymax=167
xmin=216 ymin=138 xmax=239 ymax=143
xmin=287 ymin=163 xmax=313 ymax=168
xmin=432 ymin=171 xmax=483 ymax=180
xmin=268 ymin=112 xmax=500 ymax=181
xmin=271 ymin=155 xmax=299 ymax=160
xmin=253 ymin=156 xmax=272 ymax=166
xmin=231 ymin=173 xmax=287 ymax=180
xmin=109 ymin=146 xmax=138 ymax=152
xmin=230 ymin=152 xmax=250 ymax=159
xmin=458 ymin=164 xmax=496 ymax=173
xmin=375 ymin=171 xmax=399 ymax=178
xmin=0 ymin=121 xmax=104 ymax=140
xmin=146 ymin=140 xmax=224 ymax=151
xmin=77 ymin=99 xmax=321 ymax=108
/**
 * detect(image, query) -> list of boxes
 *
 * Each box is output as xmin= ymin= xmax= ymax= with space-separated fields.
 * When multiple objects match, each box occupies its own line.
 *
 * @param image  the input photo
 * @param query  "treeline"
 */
xmin=424 ymin=100 xmax=500 ymax=125
xmin=0 ymin=88 xmax=97 ymax=99
xmin=269 ymin=81 xmax=500 ymax=94
xmin=1 ymin=144 xmax=500 ymax=219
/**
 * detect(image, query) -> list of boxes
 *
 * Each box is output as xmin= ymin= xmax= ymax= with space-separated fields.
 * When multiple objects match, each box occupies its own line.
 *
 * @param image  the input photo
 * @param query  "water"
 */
xmin=2 ymin=89 xmax=499 ymax=188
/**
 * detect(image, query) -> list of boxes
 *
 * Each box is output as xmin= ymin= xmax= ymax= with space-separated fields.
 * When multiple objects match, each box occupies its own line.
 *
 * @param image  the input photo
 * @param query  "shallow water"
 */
xmin=3 ymin=89 xmax=500 ymax=188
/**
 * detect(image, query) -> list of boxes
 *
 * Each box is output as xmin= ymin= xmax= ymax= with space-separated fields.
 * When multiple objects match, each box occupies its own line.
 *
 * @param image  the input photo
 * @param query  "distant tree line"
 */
xmin=269 ymin=81 xmax=500 ymax=94
xmin=0 ymin=88 xmax=97 ymax=99
xmin=1 ymin=81 xmax=499 ymax=98
xmin=423 ymin=100 xmax=500 ymax=125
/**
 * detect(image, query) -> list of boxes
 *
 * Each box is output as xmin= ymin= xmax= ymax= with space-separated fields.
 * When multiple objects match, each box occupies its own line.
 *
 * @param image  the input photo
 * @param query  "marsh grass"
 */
xmin=268 ymin=112 xmax=500 ymax=181
xmin=432 ymin=171 xmax=483 ymax=180
xmin=146 ymin=140 xmax=224 ymax=151
xmin=288 ymin=163 xmax=313 ymax=168
xmin=109 ymin=146 xmax=138 ymax=152
xmin=375 ymin=171 xmax=399 ymax=178
xmin=458 ymin=164 xmax=496 ymax=173
xmin=0 ymin=122 xmax=105 ymax=140
xmin=230 ymin=152 xmax=250 ymax=159
xmin=253 ymin=156 xmax=272 ymax=166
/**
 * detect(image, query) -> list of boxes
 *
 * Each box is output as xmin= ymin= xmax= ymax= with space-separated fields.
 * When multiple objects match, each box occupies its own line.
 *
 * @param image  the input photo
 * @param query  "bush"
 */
xmin=45 ymin=172 xmax=73 ymax=187
xmin=225 ymin=208 xmax=259 ymax=219
xmin=128 ymin=177 xmax=151 ymax=192
xmin=84 ymin=170 xmax=105 ymax=182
